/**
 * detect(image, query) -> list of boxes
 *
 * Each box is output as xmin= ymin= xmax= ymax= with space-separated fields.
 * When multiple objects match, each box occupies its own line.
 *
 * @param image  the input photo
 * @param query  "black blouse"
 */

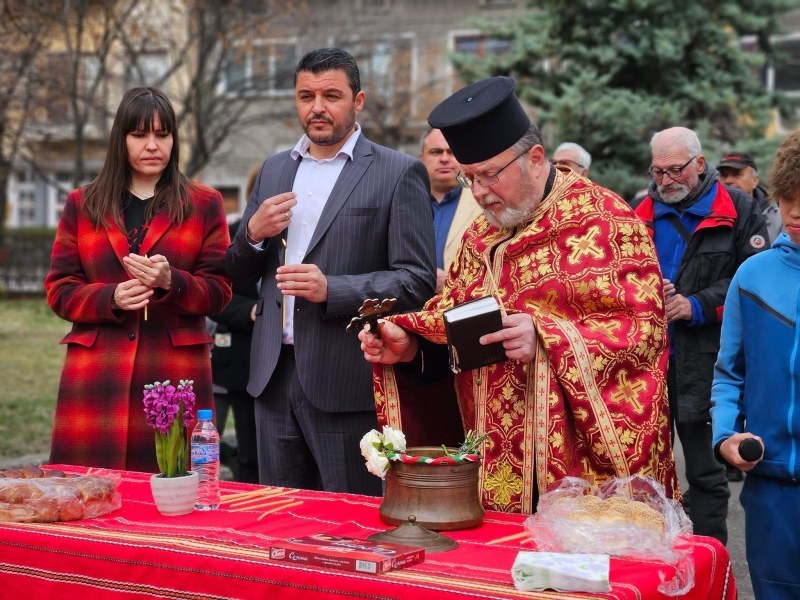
xmin=123 ymin=192 xmax=154 ymax=254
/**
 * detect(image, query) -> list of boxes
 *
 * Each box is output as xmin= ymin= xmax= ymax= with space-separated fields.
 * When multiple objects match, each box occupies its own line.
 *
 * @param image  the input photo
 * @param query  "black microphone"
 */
xmin=738 ymin=438 xmax=763 ymax=462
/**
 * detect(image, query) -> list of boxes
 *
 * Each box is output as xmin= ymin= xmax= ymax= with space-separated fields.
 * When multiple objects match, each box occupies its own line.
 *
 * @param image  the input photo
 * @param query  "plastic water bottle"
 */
xmin=191 ymin=408 xmax=220 ymax=510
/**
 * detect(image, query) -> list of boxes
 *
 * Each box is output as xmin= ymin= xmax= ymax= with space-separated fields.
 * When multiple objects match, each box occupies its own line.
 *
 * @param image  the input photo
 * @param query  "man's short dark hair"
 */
xmin=295 ymin=48 xmax=361 ymax=98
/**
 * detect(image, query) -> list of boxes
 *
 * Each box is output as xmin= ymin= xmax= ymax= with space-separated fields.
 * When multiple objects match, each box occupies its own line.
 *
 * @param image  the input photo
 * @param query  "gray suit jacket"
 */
xmin=226 ymin=134 xmax=436 ymax=412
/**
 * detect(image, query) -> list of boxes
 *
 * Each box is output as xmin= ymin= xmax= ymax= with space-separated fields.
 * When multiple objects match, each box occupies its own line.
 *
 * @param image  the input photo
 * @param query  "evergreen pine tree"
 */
xmin=454 ymin=0 xmax=796 ymax=199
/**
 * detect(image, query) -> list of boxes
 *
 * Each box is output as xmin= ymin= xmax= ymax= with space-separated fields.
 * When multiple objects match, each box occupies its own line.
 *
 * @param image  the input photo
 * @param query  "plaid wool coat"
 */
xmin=45 ymin=184 xmax=232 ymax=472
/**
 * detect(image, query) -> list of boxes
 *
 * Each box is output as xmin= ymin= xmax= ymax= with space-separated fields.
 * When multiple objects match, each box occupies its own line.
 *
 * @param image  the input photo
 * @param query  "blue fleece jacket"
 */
xmin=711 ymin=233 xmax=800 ymax=482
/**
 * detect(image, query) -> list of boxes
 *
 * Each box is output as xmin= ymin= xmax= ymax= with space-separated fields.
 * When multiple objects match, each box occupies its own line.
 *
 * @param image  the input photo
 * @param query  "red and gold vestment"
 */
xmin=374 ymin=168 xmax=678 ymax=514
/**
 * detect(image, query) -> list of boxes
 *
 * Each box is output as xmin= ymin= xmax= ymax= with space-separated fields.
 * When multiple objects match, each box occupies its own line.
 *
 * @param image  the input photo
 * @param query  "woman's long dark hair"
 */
xmin=83 ymin=87 xmax=191 ymax=230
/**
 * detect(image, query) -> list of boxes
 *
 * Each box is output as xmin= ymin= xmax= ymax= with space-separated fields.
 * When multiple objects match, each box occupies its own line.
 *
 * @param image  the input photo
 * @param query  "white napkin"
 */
xmin=512 ymin=551 xmax=611 ymax=593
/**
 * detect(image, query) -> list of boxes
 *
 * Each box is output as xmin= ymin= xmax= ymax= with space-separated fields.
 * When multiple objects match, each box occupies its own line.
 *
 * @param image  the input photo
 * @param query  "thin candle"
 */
xmin=257 ymin=500 xmax=303 ymax=521
xmin=143 ymin=253 xmax=149 ymax=321
xmin=281 ymin=239 xmax=288 ymax=329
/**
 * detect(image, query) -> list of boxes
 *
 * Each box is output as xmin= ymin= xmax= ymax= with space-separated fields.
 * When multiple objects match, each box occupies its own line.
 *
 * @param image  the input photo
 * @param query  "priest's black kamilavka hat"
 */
xmin=427 ymin=76 xmax=530 ymax=165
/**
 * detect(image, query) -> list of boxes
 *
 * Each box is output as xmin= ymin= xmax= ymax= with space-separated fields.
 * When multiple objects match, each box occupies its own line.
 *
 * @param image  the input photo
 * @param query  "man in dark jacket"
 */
xmin=718 ymin=150 xmax=783 ymax=243
xmin=210 ymin=219 xmax=260 ymax=483
xmin=634 ymin=127 xmax=769 ymax=544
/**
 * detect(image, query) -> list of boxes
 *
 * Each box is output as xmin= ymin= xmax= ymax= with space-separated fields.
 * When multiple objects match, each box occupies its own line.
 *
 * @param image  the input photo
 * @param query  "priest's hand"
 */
xmin=480 ymin=312 xmax=537 ymax=363
xmin=359 ymin=320 xmax=418 ymax=364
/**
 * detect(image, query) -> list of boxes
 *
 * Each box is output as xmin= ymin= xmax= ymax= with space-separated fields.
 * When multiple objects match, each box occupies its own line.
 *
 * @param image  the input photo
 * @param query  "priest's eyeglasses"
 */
xmin=648 ymin=156 xmax=697 ymax=181
xmin=456 ymin=149 xmax=529 ymax=189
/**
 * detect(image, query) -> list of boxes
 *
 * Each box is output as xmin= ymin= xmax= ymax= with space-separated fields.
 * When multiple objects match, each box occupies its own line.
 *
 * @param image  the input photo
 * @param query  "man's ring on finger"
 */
xmin=284 ymin=211 xmax=290 ymax=220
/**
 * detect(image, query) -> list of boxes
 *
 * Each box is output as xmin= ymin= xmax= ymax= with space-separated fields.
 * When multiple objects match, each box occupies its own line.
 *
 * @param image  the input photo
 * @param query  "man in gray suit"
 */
xmin=226 ymin=48 xmax=436 ymax=495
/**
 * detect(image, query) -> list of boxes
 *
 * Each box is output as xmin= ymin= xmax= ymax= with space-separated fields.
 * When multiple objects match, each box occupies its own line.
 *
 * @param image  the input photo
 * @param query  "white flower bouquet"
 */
xmin=359 ymin=426 xmax=486 ymax=479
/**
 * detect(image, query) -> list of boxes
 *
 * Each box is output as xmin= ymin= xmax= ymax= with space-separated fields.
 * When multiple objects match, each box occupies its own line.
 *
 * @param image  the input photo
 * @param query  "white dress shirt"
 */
xmin=280 ymin=126 xmax=362 ymax=344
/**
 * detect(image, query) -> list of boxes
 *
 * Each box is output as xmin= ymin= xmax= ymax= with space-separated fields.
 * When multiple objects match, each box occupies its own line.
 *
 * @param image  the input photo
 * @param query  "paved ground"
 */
xmin=726 ymin=479 xmax=752 ymax=599
xmin=2 ymin=433 xmax=754 ymax=598
xmin=673 ymin=436 xmax=753 ymax=600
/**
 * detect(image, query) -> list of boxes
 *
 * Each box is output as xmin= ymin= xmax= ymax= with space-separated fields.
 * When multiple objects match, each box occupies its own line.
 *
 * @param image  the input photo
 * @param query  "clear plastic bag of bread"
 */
xmin=0 ymin=466 xmax=122 ymax=523
xmin=524 ymin=474 xmax=694 ymax=596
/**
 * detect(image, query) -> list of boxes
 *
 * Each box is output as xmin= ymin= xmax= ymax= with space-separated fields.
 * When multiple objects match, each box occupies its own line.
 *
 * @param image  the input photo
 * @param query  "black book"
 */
xmin=443 ymin=296 xmax=506 ymax=373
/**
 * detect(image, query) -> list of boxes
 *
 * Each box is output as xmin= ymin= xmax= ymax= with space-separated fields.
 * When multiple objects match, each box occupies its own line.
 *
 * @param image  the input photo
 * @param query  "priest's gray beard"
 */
xmin=481 ymin=167 xmax=542 ymax=229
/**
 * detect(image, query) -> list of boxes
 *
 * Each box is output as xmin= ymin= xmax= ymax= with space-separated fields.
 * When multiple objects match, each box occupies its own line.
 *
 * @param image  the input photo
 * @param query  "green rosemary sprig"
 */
xmin=443 ymin=430 xmax=488 ymax=459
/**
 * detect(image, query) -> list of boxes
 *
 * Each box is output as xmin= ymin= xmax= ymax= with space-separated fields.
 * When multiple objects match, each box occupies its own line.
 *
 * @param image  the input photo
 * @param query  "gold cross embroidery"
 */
xmin=584 ymin=318 xmax=620 ymax=340
xmin=566 ymin=225 xmax=605 ymax=263
xmin=627 ymin=272 xmax=663 ymax=305
xmin=610 ymin=369 xmax=646 ymax=415
xmin=533 ymin=289 xmax=569 ymax=321
xmin=483 ymin=462 xmax=524 ymax=508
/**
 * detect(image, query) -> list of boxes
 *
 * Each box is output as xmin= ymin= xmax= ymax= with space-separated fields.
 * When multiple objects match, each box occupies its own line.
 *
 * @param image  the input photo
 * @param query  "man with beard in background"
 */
xmin=634 ymin=126 xmax=769 ymax=544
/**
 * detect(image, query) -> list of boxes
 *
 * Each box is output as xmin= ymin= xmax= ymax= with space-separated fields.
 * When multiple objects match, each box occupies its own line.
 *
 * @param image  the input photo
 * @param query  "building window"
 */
xmin=223 ymin=40 xmax=298 ymax=95
xmin=42 ymin=53 xmax=100 ymax=122
xmin=17 ymin=191 xmax=37 ymax=226
xmin=14 ymin=170 xmax=37 ymax=227
xmin=453 ymin=33 xmax=512 ymax=58
xmin=773 ymin=37 xmax=800 ymax=93
xmin=336 ymin=35 xmax=414 ymax=113
xmin=8 ymin=169 xmax=36 ymax=227
xmin=51 ymin=172 xmax=75 ymax=226
xmin=126 ymin=52 xmax=169 ymax=87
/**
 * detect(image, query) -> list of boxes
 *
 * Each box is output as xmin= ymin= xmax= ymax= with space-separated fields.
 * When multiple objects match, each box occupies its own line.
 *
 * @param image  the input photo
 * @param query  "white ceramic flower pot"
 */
xmin=149 ymin=471 xmax=199 ymax=516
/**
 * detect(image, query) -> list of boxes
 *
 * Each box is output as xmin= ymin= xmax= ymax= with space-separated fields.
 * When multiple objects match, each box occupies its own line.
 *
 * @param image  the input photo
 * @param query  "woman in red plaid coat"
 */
xmin=45 ymin=87 xmax=232 ymax=472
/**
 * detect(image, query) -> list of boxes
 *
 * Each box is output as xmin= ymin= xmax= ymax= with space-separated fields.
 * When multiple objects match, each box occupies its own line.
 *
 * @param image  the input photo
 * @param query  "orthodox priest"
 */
xmin=359 ymin=77 xmax=678 ymax=514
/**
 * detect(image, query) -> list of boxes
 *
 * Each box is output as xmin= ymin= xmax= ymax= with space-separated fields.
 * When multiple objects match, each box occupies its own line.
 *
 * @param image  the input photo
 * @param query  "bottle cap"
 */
xmin=197 ymin=409 xmax=213 ymax=420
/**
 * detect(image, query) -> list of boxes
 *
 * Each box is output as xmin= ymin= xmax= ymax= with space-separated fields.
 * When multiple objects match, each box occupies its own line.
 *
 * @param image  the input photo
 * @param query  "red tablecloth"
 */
xmin=0 ymin=465 xmax=736 ymax=599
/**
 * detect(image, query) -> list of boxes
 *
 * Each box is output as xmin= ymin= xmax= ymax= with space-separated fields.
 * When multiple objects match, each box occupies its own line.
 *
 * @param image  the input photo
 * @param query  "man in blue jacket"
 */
xmin=634 ymin=126 xmax=769 ymax=544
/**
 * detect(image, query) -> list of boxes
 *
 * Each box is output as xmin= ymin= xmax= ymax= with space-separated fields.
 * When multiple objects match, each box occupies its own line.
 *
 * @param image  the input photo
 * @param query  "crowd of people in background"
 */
xmin=45 ymin=47 xmax=798 ymax=599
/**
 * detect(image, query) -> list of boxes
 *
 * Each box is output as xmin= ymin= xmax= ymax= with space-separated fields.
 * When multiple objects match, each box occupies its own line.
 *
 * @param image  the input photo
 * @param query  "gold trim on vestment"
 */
xmin=381 ymin=364 xmax=403 ymax=431
xmin=532 ymin=336 xmax=550 ymax=498
xmin=552 ymin=319 xmax=631 ymax=479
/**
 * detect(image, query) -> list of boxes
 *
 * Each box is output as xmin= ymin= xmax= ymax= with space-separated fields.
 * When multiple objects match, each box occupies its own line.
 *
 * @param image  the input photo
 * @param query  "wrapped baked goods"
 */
xmin=524 ymin=475 xmax=694 ymax=596
xmin=0 ymin=465 xmax=66 ymax=479
xmin=0 ymin=467 xmax=121 ymax=523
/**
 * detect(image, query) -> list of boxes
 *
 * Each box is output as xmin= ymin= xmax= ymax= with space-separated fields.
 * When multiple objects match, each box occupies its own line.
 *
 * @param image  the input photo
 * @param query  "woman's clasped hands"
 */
xmin=115 ymin=253 xmax=172 ymax=311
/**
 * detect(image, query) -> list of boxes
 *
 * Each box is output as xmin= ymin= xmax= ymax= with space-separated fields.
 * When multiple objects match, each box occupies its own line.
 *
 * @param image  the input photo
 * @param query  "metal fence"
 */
xmin=0 ymin=230 xmax=54 ymax=296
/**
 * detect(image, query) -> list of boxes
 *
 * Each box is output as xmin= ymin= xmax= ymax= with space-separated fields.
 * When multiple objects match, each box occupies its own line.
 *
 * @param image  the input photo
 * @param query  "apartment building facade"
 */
xmin=5 ymin=0 xmax=800 ymax=228
xmin=6 ymin=0 xmax=524 ymax=227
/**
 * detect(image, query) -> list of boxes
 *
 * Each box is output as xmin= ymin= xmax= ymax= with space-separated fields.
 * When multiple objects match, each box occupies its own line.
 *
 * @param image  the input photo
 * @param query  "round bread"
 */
xmin=556 ymin=494 xmax=665 ymax=534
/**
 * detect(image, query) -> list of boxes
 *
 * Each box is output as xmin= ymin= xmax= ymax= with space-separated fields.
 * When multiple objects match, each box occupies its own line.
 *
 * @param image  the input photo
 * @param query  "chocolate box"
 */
xmin=269 ymin=534 xmax=424 ymax=574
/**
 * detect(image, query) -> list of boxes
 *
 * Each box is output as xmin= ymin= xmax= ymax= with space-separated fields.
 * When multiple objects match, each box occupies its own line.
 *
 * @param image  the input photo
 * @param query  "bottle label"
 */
xmin=191 ymin=443 xmax=219 ymax=465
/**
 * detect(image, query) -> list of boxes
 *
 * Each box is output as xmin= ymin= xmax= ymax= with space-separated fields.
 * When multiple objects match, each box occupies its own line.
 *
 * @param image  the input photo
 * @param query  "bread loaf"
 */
xmin=0 ymin=468 xmax=120 ymax=522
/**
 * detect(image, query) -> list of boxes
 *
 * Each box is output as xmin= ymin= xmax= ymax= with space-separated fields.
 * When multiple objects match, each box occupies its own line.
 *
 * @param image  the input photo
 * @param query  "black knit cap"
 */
xmin=427 ymin=76 xmax=531 ymax=165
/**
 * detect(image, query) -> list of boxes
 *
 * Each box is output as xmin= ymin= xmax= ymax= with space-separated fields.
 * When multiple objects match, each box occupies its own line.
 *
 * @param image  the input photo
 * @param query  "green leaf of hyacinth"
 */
xmin=155 ymin=431 xmax=167 ymax=476
xmin=175 ymin=423 xmax=187 ymax=477
xmin=164 ymin=418 xmax=182 ymax=478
